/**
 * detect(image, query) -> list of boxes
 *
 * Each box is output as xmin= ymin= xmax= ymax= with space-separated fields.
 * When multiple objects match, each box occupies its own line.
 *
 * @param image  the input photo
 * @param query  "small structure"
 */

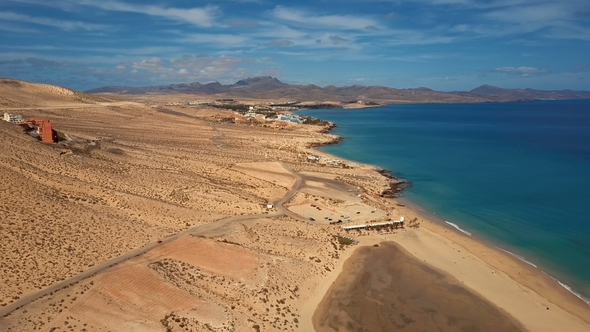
xmin=267 ymin=204 xmax=274 ymax=210
xmin=3 ymin=113 xmax=24 ymax=124
xmin=276 ymin=114 xmax=301 ymax=123
xmin=21 ymin=119 xmax=58 ymax=143
xmin=341 ymin=216 xmax=405 ymax=231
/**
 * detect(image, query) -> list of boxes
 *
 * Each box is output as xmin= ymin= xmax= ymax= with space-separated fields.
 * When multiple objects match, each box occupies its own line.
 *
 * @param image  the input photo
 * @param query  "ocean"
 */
xmin=300 ymin=100 xmax=590 ymax=304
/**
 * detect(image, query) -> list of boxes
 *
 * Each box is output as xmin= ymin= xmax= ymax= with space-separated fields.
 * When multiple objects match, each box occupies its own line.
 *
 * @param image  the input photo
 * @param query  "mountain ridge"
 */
xmin=84 ymin=78 xmax=590 ymax=103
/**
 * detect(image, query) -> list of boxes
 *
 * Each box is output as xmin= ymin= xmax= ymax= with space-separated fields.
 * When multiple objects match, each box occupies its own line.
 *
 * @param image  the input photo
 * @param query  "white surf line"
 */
xmin=445 ymin=221 xmax=472 ymax=236
xmin=495 ymin=246 xmax=538 ymax=268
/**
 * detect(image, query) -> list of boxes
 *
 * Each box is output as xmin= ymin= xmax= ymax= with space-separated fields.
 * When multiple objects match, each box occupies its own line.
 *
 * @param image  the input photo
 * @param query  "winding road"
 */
xmin=0 ymin=163 xmax=304 ymax=318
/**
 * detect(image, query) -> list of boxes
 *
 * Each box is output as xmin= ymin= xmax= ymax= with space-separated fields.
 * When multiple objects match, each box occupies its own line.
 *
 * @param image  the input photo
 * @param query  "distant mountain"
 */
xmin=85 ymin=78 xmax=590 ymax=103
xmin=469 ymin=84 xmax=590 ymax=101
xmin=85 ymin=82 xmax=204 ymax=94
xmin=232 ymin=76 xmax=288 ymax=91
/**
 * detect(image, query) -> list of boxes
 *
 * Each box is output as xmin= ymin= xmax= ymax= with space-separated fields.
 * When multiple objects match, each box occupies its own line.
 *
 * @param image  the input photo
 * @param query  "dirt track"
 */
xmin=0 ymin=162 xmax=303 ymax=319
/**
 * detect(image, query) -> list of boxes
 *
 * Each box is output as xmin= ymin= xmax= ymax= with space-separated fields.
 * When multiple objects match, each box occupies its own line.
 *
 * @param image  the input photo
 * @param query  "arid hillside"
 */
xmin=0 ymin=83 xmax=339 ymax=307
xmin=0 ymin=78 xmax=111 ymax=108
xmin=0 ymin=79 xmax=403 ymax=332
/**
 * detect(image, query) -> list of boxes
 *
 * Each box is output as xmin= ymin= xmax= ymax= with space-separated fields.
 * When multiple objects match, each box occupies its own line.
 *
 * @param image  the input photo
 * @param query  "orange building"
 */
xmin=22 ymin=119 xmax=58 ymax=144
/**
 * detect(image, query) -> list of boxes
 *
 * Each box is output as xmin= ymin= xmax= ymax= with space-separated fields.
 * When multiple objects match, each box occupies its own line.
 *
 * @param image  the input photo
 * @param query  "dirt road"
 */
xmin=0 ymin=163 xmax=303 ymax=318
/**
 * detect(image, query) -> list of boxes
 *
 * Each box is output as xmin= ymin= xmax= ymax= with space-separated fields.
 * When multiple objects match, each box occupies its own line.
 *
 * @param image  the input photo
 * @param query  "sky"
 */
xmin=1 ymin=0 xmax=590 ymax=91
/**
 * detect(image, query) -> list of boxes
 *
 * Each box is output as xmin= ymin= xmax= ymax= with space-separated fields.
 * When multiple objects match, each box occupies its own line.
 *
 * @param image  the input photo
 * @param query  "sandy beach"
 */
xmin=313 ymin=241 xmax=524 ymax=332
xmin=1 ymin=79 xmax=590 ymax=331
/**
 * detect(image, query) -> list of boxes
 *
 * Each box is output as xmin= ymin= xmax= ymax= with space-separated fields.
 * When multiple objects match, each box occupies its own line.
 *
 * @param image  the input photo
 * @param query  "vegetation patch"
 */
xmin=336 ymin=236 xmax=354 ymax=245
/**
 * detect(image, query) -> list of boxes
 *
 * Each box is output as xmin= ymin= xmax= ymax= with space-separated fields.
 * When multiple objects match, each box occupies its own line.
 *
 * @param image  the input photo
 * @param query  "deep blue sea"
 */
xmin=300 ymin=100 xmax=590 ymax=304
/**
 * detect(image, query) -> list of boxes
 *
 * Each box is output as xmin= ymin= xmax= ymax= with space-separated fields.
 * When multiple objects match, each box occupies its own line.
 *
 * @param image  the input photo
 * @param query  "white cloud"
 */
xmin=0 ymin=22 xmax=41 ymax=34
xmin=224 ymin=19 xmax=261 ymax=28
xmin=180 ymin=33 xmax=249 ymax=47
xmin=0 ymin=11 xmax=109 ymax=31
xmin=0 ymin=54 xmax=278 ymax=87
xmin=18 ymin=0 xmax=219 ymax=27
xmin=272 ymin=6 xmax=379 ymax=30
xmin=268 ymin=40 xmax=294 ymax=47
xmin=492 ymin=66 xmax=547 ymax=77
xmin=328 ymin=35 xmax=349 ymax=44
xmin=132 ymin=58 xmax=167 ymax=73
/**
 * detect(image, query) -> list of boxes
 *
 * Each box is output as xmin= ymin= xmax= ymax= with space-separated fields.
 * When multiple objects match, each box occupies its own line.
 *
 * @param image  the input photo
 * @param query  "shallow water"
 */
xmin=300 ymin=100 xmax=590 ymax=302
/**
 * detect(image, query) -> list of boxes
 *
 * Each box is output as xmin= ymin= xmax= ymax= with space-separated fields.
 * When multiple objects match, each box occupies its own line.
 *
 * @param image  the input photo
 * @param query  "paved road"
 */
xmin=0 ymin=163 xmax=303 ymax=318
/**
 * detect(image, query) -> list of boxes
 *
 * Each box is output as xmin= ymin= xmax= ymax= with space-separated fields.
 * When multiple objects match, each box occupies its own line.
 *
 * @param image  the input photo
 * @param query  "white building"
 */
xmin=3 ymin=113 xmax=24 ymax=124
xmin=276 ymin=114 xmax=301 ymax=123
xmin=341 ymin=217 xmax=405 ymax=231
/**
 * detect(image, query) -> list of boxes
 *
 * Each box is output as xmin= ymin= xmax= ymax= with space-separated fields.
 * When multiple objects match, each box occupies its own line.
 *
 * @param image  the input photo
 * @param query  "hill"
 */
xmin=86 ymin=77 xmax=590 ymax=103
xmin=469 ymin=84 xmax=590 ymax=100
xmin=0 ymin=78 xmax=110 ymax=108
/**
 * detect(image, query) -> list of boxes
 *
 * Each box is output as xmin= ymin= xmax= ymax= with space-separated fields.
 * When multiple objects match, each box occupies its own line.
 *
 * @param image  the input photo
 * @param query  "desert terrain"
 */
xmin=1 ymin=78 xmax=590 ymax=332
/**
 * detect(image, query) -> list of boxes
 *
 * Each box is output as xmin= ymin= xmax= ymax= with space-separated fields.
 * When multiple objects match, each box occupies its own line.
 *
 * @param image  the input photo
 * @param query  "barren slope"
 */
xmin=0 ymin=85 xmax=346 ymax=309
xmin=0 ymin=78 xmax=110 ymax=108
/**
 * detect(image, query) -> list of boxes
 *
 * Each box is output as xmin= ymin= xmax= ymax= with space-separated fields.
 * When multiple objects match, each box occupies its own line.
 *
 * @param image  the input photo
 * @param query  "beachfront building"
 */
xmin=3 ymin=113 xmax=24 ymax=124
xmin=318 ymin=157 xmax=344 ymax=167
xmin=341 ymin=217 xmax=405 ymax=231
xmin=276 ymin=114 xmax=301 ymax=123
xmin=244 ymin=112 xmax=266 ymax=120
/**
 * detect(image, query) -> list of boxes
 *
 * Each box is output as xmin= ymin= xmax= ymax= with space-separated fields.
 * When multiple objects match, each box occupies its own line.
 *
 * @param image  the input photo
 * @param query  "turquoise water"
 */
xmin=300 ymin=100 xmax=590 ymax=303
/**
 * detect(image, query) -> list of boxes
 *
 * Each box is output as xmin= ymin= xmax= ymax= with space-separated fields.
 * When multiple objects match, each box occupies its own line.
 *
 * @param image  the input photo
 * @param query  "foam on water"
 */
xmin=444 ymin=221 xmax=472 ymax=236
xmin=497 ymin=249 xmax=590 ymax=307
xmin=556 ymin=280 xmax=590 ymax=307
xmin=496 ymin=247 xmax=538 ymax=268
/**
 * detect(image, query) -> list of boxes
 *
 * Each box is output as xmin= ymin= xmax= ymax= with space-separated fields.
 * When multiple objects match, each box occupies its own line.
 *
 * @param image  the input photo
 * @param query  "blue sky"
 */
xmin=1 ymin=0 xmax=590 ymax=91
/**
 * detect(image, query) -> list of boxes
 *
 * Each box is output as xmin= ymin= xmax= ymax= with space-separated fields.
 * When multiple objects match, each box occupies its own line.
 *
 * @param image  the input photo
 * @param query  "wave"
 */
xmin=444 ymin=221 xmax=472 ymax=236
xmin=496 ymin=247 xmax=590 ymax=308
xmin=495 ymin=247 xmax=538 ymax=268
xmin=555 ymin=280 xmax=590 ymax=307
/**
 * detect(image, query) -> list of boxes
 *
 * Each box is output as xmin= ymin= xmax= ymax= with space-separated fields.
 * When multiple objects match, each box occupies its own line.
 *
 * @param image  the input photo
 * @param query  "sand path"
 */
xmin=0 ymin=162 xmax=303 ymax=318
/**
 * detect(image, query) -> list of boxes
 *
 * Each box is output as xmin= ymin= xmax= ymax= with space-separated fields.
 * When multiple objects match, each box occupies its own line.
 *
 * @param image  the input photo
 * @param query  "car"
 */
xmin=157 ymin=240 xmax=162 ymax=244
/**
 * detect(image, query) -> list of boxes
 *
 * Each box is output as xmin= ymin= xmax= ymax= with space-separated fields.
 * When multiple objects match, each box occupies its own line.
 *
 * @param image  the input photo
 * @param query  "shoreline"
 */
xmin=398 ymin=195 xmax=590 ymax=308
xmin=303 ymin=115 xmax=590 ymax=330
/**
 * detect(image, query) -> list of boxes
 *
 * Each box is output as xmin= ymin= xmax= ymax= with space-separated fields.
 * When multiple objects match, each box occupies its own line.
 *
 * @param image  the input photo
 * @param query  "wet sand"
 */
xmin=313 ymin=242 xmax=524 ymax=332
